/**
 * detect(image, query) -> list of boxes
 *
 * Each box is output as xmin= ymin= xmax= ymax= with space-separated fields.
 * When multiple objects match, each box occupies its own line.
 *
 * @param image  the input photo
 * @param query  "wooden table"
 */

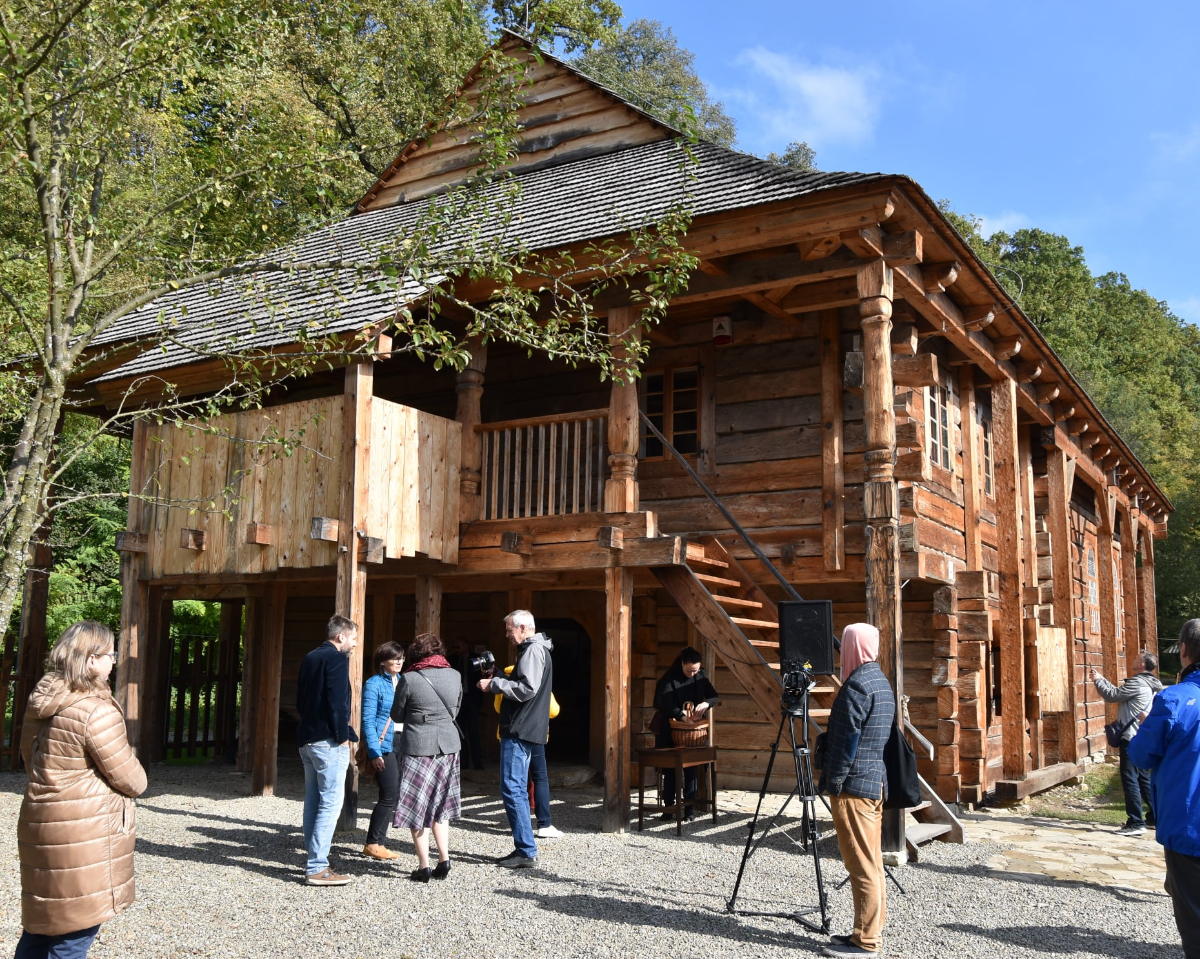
xmin=636 ymin=745 xmax=718 ymax=835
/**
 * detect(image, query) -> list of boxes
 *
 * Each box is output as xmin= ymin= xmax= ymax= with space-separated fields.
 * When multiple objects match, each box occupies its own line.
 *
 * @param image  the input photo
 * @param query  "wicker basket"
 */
xmin=669 ymin=719 xmax=709 ymax=748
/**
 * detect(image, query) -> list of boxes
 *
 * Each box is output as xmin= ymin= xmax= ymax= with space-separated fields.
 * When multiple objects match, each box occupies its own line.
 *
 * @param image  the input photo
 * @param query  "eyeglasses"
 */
xmin=96 ymin=651 xmax=118 ymax=663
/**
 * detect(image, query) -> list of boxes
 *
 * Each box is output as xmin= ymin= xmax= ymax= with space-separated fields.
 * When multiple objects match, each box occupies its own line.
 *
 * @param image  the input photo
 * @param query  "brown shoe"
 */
xmin=305 ymin=867 xmax=352 ymax=886
xmin=362 ymin=844 xmax=399 ymax=861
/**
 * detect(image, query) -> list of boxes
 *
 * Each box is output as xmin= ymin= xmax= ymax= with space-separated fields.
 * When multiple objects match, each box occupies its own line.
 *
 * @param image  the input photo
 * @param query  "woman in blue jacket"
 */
xmin=362 ymin=641 xmax=405 ymax=860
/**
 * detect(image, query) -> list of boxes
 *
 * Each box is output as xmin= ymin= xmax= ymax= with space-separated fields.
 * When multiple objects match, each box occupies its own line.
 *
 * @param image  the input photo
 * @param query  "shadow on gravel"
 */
xmin=941 ymin=923 xmax=1173 ymax=958
xmin=492 ymin=887 xmax=828 ymax=954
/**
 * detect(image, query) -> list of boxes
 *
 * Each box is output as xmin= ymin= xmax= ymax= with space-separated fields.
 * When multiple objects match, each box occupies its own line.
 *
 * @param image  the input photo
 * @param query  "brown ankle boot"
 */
xmin=363 ymin=843 xmax=399 ymax=861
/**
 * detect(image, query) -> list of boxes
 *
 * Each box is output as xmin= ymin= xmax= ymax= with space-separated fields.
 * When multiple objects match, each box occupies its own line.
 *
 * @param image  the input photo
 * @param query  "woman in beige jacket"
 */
xmin=16 ymin=620 xmax=147 ymax=959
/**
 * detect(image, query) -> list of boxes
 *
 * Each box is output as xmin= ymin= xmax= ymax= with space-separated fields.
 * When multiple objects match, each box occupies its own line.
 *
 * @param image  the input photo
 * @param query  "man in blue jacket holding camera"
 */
xmin=1128 ymin=619 xmax=1200 ymax=958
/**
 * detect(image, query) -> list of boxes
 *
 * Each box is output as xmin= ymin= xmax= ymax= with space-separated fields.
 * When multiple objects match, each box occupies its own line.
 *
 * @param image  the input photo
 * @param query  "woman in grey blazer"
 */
xmin=390 ymin=632 xmax=463 ymax=882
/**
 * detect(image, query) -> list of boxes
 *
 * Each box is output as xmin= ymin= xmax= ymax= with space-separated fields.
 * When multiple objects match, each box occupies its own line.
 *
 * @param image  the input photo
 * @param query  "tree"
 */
xmin=766 ymin=140 xmax=817 ymax=173
xmin=0 ymin=0 xmax=698 ymax=645
xmin=572 ymin=18 xmax=736 ymax=148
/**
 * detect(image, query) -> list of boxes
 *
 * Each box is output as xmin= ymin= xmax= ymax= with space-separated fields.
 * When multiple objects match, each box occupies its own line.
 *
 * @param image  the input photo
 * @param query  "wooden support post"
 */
xmin=1136 ymin=527 xmax=1158 ymax=660
xmin=1042 ymin=436 xmax=1080 ymax=763
xmin=237 ymin=596 xmax=263 ymax=772
xmin=143 ymin=588 xmax=171 ymax=763
xmin=604 ymin=307 xmax=640 ymax=513
xmin=116 ymin=419 xmax=151 ymax=752
xmin=993 ymin=378 xmax=1028 ymax=781
xmin=455 ymin=339 xmax=488 ymax=523
xmin=820 ymin=310 xmax=845 ymax=571
xmin=372 ymin=586 xmax=396 ymax=668
xmin=603 ymin=567 xmax=632 ymax=833
xmin=251 ymin=583 xmax=287 ymax=796
xmin=1018 ymin=430 xmax=1043 ymax=770
xmin=416 ymin=576 xmax=443 ymax=636
xmin=1097 ymin=493 xmax=1119 ymax=727
xmin=336 ymin=361 xmax=372 ymax=828
xmin=858 ymin=260 xmax=904 ymax=854
xmin=216 ymin=601 xmax=244 ymax=758
xmin=958 ymin=367 xmax=982 ymax=570
xmin=1119 ymin=509 xmax=1141 ymax=675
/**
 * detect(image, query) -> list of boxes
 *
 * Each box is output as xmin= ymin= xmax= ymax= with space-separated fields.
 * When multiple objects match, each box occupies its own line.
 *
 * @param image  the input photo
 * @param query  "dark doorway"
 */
xmin=539 ymin=618 xmax=592 ymax=764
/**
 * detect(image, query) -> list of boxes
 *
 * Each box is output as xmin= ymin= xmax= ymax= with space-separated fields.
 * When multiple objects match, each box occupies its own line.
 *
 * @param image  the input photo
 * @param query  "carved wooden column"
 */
xmin=455 ymin=340 xmax=488 ymax=523
xmin=604 ymin=306 xmax=640 ymax=513
xmin=858 ymin=261 xmax=903 ymax=855
xmin=993 ymin=378 xmax=1027 ymax=781
xmin=1042 ymin=433 xmax=1079 ymax=764
xmin=336 ymin=360 xmax=372 ymax=828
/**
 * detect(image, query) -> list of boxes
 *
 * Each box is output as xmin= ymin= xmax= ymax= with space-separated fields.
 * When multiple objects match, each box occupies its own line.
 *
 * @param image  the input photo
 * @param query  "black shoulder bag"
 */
xmin=882 ymin=717 xmax=922 ymax=810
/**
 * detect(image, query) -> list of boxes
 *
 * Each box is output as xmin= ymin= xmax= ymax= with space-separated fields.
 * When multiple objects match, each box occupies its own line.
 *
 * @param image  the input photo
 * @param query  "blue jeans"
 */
xmin=529 ymin=741 xmax=552 ymax=827
xmin=300 ymin=738 xmax=350 ymax=875
xmin=15 ymin=925 xmax=99 ymax=959
xmin=500 ymin=736 xmax=537 ymax=858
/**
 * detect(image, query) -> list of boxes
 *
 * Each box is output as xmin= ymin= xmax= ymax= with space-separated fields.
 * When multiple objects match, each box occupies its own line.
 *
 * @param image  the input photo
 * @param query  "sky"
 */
xmin=617 ymin=0 xmax=1200 ymax=324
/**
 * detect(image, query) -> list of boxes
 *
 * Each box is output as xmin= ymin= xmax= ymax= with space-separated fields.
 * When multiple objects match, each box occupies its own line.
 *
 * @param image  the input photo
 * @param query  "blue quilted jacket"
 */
xmin=361 ymin=672 xmax=397 ymax=759
xmin=819 ymin=661 xmax=896 ymax=801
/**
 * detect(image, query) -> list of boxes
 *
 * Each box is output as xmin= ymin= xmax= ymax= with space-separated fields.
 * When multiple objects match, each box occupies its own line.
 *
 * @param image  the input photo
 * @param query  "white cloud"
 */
xmin=977 ymin=211 xmax=1032 ymax=237
xmin=730 ymin=47 xmax=882 ymax=148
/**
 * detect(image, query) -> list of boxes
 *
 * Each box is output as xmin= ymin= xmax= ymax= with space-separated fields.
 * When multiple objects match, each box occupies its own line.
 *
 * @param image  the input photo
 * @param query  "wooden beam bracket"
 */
xmin=598 ymin=526 xmax=625 ymax=550
xmin=245 ymin=522 xmax=273 ymax=546
xmin=500 ymin=531 xmax=533 ymax=556
xmin=180 ymin=528 xmax=206 ymax=551
xmin=311 ymin=516 xmax=339 ymax=542
xmin=115 ymin=531 xmax=148 ymax=554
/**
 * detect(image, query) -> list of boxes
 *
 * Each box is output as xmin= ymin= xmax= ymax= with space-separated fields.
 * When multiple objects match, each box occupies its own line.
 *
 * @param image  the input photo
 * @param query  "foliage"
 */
xmin=0 ymin=0 xmax=701 ymax=645
xmin=766 ymin=140 xmax=817 ymax=173
xmin=572 ymin=18 xmax=736 ymax=147
xmin=941 ymin=204 xmax=1200 ymax=637
xmin=489 ymin=0 xmax=621 ymax=53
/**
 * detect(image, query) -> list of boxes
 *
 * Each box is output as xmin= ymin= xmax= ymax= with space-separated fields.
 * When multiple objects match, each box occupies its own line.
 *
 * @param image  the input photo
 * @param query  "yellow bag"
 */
xmin=494 ymin=665 xmax=559 ymax=739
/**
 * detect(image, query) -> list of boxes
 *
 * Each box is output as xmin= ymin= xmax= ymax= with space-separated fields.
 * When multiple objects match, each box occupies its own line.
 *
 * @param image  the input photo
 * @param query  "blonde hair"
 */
xmin=49 ymin=620 xmax=115 ymax=693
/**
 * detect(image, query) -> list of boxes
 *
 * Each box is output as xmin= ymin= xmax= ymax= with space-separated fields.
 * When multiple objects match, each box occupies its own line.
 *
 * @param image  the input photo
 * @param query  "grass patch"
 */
xmin=1026 ymin=762 xmax=1127 ymax=825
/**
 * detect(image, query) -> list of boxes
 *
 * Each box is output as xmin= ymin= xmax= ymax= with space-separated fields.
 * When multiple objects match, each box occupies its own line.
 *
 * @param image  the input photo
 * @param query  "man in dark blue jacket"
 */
xmin=295 ymin=615 xmax=359 ymax=886
xmin=1129 ymin=620 xmax=1200 ymax=958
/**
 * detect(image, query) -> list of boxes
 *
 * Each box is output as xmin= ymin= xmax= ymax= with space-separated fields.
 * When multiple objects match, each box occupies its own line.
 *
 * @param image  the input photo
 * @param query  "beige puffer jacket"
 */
xmin=19 ymin=673 xmax=147 ymax=936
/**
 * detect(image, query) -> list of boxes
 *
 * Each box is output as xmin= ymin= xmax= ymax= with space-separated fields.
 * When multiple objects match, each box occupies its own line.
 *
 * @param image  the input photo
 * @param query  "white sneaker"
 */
xmin=1116 ymin=824 xmax=1146 ymax=837
xmin=535 ymin=825 xmax=564 ymax=838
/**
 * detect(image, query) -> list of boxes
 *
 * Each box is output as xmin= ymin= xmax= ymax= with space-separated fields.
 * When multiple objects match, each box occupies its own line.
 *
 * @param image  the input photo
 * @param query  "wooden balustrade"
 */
xmin=478 ymin=409 xmax=609 ymax=520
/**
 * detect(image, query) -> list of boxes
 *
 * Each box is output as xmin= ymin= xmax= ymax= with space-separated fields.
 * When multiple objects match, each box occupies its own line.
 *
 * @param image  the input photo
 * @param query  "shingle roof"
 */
xmin=89 ymin=140 xmax=889 ymax=385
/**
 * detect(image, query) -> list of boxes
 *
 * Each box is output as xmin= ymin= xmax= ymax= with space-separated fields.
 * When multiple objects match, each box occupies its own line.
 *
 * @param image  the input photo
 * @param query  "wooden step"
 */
xmin=694 ymin=572 xmax=742 ymax=590
xmin=685 ymin=544 xmax=729 ymax=569
xmin=712 ymin=595 xmax=764 ymax=610
xmin=906 ymin=822 xmax=952 ymax=846
xmin=747 ymin=639 xmax=781 ymax=649
xmin=909 ymin=801 xmax=932 ymax=814
xmin=730 ymin=617 xmax=779 ymax=630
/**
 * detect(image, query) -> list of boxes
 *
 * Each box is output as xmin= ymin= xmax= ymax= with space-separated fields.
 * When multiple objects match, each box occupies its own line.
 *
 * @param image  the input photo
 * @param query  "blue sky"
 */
xmin=617 ymin=0 xmax=1200 ymax=323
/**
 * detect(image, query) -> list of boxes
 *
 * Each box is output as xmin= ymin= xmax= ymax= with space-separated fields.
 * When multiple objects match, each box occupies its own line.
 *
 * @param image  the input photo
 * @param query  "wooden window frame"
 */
xmin=639 ymin=365 xmax=702 ymax=461
xmin=980 ymin=413 xmax=995 ymax=498
xmin=927 ymin=375 xmax=957 ymax=474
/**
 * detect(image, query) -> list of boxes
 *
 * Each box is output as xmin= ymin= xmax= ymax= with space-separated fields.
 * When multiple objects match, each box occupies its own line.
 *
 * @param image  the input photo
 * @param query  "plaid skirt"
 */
xmin=393 ymin=753 xmax=462 ymax=829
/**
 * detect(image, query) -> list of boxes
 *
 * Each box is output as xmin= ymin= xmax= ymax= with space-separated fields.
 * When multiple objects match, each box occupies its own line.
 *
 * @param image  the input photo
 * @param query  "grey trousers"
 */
xmin=1165 ymin=848 xmax=1200 ymax=959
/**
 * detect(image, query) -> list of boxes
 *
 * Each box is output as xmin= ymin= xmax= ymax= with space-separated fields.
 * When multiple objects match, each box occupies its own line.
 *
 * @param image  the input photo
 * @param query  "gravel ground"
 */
xmin=0 ymin=763 xmax=1181 ymax=959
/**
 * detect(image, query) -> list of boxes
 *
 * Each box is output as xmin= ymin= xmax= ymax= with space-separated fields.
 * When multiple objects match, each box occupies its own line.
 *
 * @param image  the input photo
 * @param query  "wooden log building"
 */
xmin=11 ymin=34 xmax=1170 ymax=841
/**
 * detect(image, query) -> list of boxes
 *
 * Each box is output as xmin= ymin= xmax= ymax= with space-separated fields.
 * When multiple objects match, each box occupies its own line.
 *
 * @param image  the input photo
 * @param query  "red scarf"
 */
xmin=406 ymin=655 xmax=451 ymax=673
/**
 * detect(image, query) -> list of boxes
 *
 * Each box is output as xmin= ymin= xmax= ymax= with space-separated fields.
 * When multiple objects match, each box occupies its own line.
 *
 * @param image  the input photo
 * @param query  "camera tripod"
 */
xmin=726 ymin=686 xmax=831 ymax=933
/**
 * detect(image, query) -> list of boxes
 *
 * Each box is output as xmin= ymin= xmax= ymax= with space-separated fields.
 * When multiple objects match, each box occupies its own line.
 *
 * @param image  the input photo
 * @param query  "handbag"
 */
xmin=1105 ymin=715 xmax=1138 ymax=749
xmin=882 ymin=718 xmax=922 ymax=810
xmin=355 ymin=717 xmax=392 ymax=781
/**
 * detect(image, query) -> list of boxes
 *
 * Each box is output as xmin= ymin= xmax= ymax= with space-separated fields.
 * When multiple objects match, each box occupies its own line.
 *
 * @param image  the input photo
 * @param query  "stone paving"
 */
xmin=962 ymin=810 xmax=1168 ymax=895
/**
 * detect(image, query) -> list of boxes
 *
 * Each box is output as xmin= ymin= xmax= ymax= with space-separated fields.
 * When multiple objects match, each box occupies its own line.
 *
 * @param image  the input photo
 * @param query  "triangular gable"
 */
xmin=354 ymin=32 xmax=674 ymax=213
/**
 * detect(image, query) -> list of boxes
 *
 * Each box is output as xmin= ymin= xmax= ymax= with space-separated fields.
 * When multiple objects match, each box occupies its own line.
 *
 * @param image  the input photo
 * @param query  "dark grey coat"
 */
xmin=390 ymin=667 xmax=463 ymax=757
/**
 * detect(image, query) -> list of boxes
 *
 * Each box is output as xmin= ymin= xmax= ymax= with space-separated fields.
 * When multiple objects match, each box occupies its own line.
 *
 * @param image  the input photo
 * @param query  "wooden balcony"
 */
xmin=132 ymin=395 xmax=461 ymax=579
xmin=478 ymin=408 xmax=609 ymax=520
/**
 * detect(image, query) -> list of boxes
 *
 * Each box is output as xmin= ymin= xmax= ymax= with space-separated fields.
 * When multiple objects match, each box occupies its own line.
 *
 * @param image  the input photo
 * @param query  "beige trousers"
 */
xmin=830 ymin=792 xmax=886 ymax=952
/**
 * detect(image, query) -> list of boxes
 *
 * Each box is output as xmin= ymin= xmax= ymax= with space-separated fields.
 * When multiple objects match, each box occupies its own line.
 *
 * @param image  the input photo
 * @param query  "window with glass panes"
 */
xmin=927 ymin=378 xmax=956 ymax=471
xmin=980 ymin=415 xmax=994 ymax=497
xmin=641 ymin=367 xmax=699 ymax=457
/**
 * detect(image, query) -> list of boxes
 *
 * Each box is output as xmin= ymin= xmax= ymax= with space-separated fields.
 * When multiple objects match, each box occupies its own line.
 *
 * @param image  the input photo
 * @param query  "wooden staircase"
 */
xmin=654 ymin=534 xmax=962 ymax=854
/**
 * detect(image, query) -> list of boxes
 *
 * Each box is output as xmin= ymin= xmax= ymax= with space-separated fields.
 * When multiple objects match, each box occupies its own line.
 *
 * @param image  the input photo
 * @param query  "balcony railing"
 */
xmin=478 ymin=409 xmax=609 ymax=520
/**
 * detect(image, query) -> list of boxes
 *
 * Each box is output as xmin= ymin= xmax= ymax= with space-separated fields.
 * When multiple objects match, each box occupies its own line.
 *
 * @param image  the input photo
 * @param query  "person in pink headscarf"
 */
xmin=818 ymin=623 xmax=896 ymax=957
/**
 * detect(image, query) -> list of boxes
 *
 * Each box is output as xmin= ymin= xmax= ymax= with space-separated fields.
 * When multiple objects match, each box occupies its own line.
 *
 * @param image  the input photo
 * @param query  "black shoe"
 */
xmin=496 ymin=851 xmax=538 ymax=869
xmin=432 ymin=860 xmax=451 ymax=880
xmin=409 ymin=867 xmax=431 ymax=883
xmin=683 ymin=806 xmax=696 ymax=822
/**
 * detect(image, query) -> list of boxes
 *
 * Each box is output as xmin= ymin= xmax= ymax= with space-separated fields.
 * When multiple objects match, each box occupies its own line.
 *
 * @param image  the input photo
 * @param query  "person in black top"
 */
xmin=653 ymin=646 xmax=718 ymax=820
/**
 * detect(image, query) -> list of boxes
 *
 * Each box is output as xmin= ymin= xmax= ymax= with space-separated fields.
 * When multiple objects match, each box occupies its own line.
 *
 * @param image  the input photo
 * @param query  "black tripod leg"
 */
xmin=727 ymin=711 xmax=786 ymax=913
xmin=791 ymin=714 xmax=831 ymax=932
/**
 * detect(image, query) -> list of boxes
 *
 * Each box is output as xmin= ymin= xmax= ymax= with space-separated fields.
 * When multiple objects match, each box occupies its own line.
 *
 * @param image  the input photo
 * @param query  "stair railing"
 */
xmin=639 ymin=410 xmax=808 ymax=606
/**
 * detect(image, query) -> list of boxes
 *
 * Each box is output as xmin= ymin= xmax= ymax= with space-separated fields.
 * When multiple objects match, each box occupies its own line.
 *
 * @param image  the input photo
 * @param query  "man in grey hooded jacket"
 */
xmin=1092 ymin=653 xmax=1164 ymax=836
xmin=479 ymin=609 xmax=554 ymax=867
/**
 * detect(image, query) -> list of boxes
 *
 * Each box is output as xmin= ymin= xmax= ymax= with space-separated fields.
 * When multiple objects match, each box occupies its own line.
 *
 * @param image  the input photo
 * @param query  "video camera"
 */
xmin=780 ymin=659 xmax=815 ymax=715
xmin=469 ymin=649 xmax=496 ymax=677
